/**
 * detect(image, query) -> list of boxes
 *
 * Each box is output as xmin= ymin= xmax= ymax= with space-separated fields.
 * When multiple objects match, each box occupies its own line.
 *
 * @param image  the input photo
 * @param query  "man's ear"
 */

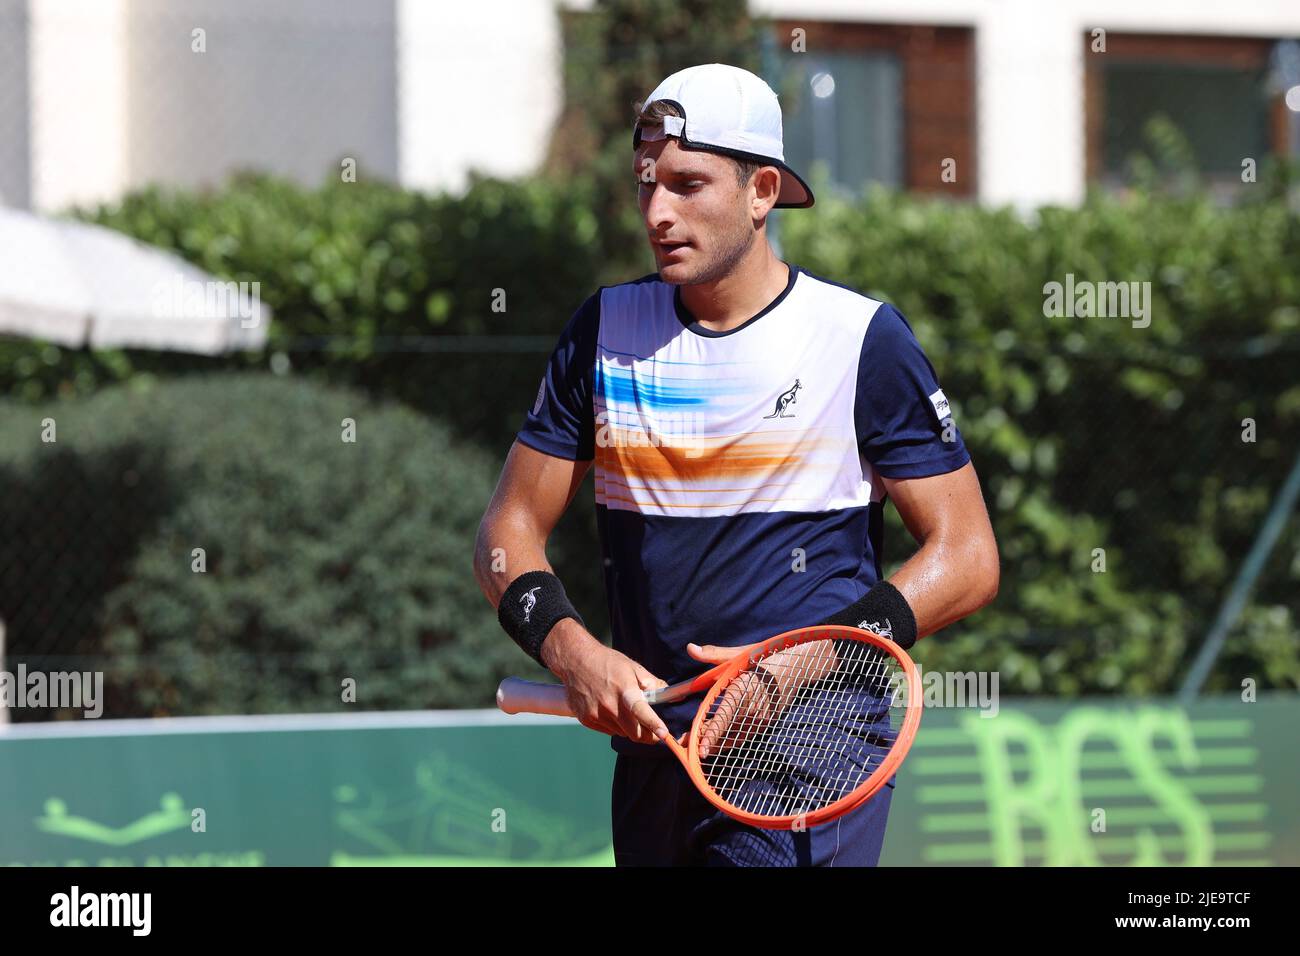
xmin=751 ymin=165 xmax=782 ymax=217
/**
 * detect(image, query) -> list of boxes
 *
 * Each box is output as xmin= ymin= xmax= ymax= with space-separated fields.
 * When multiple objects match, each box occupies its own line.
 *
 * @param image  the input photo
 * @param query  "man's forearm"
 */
xmin=888 ymin=532 xmax=999 ymax=639
xmin=472 ymin=515 xmax=553 ymax=608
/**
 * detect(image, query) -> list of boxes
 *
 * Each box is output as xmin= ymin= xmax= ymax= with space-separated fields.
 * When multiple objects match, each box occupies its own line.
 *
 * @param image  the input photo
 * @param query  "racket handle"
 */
xmin=496 ymin=678 xmax=574 ymax=717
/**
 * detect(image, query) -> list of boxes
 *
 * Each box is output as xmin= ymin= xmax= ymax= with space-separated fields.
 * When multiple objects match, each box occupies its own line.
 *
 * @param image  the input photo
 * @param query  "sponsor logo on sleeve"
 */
xmin=928 ymin=388 xmax=951 ymax=422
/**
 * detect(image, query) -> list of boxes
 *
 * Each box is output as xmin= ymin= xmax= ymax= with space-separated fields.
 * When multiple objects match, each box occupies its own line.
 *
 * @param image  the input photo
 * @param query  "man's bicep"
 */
xmin=881 ymin=462 xmax=991 ymax=545
xmin=489 ymin=439 xmax=592 ymax=538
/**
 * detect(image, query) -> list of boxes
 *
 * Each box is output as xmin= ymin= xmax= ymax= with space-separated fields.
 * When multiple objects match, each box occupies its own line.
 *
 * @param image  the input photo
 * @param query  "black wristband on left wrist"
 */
xmin=817 ymin=579 xmax=918 ymax=650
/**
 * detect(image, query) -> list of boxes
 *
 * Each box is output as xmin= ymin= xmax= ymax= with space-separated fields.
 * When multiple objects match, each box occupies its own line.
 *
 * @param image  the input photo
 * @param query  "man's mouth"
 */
xmin=656 ymin=240 xmax=690 ymax=253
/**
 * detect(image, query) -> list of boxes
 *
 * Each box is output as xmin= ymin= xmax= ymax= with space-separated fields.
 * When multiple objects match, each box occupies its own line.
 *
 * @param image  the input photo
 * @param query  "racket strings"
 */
xmin=697 ymin=637 xmax=906 ymax=820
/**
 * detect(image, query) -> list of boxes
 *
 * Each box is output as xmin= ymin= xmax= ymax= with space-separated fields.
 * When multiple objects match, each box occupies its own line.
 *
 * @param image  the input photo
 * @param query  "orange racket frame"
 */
xmin=497 ymin=624 xmax=923 ymax=830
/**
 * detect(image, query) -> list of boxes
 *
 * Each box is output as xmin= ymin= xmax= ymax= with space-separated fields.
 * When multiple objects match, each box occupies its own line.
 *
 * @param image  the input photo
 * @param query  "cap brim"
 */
xmin=773 ymin=161 xmax=814 ymax=209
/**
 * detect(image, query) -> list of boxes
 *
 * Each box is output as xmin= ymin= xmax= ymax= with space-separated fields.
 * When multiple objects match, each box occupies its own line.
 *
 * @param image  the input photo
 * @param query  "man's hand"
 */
xmin=695 ymin=669 xmax=779 ymax=759
xmin=686 ymin=640 xmax=838 ymax=758
xmin=542 ymin=619 xmax=669 ymax=745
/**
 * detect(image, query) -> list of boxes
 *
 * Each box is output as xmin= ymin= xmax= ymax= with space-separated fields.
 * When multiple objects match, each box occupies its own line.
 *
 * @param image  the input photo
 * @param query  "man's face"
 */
xmin=633 ymin=137 xmax=757 ymax=285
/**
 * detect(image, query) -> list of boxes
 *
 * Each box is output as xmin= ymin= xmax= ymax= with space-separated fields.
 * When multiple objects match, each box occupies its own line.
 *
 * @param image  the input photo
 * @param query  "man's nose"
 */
xmin=642 ymin=184 xmax=675 ymax=232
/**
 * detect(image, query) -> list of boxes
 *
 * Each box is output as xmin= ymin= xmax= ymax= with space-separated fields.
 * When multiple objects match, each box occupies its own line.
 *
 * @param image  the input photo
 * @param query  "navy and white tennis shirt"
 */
xmin=517 ymin=263 xmax=969 ymax=754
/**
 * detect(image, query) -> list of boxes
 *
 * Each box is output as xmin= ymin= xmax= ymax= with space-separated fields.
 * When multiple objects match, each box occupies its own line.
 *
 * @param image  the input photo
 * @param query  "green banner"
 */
xmin=0 ymin=696 xmax=1294 ymax=866
xmin=882 ymin=696 xmax=1297 ymax=866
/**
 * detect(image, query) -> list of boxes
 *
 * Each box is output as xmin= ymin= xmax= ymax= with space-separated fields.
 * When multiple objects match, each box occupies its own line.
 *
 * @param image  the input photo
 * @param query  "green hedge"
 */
xmin=0 ymin=372 xmax=548 ymax=718
xmin=4 ymin=173 xmax=622 ymax=681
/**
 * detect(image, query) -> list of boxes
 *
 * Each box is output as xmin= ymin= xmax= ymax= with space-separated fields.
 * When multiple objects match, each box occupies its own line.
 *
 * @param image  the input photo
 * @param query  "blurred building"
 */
xmin=0 ymin=0 xmax=1297 ymax=214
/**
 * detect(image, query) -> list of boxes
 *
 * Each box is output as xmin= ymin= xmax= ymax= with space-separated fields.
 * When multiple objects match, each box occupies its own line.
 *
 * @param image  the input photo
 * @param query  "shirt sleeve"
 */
xmin=854 ymin=303 xmax=971 ymax=479
xmin=516 ymin=290 xmax=600 ymax=461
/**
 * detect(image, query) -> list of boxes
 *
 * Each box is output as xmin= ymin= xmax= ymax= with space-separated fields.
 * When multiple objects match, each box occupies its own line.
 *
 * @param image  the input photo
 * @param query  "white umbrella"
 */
xmin=0 ymin=207 xmax=270 ymax=355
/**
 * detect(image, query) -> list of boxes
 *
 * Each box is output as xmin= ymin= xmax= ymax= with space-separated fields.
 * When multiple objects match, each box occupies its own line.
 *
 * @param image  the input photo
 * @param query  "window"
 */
xmin=1084 ymin=34 xmax=1292 ymax=193
xmin=1104 ymin=62 xmax=1271 ymax=178
xmin=770 ymin=22 xmax=976 ymax=197
xmin=778 ymin=50 xmax=904 ymax=194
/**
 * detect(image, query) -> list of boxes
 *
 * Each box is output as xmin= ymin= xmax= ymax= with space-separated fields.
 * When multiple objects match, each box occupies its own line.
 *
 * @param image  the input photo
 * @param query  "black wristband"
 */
xmin=498 ymin=570 xmax=585 ymax=667
xmin=817 ymin=579 xmax=918 ymax=650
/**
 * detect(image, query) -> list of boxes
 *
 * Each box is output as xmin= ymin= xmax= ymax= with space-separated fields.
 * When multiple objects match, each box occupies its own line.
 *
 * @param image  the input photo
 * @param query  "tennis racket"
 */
xmin=496 ymin=624 xmax=921 ymax=830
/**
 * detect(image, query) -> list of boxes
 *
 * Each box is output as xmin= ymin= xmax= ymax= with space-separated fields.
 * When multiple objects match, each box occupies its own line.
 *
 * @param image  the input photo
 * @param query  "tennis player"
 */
xmin=474 ymin=63 xmax=999 ymax=866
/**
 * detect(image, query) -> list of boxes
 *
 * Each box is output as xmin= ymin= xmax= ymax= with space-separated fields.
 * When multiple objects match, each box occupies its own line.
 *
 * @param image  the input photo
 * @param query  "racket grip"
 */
xmin=496 ymin=678 xmax=574 ymax=717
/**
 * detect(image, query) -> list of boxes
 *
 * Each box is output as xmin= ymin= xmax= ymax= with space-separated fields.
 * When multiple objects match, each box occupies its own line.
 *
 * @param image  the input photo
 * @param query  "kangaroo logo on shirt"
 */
xmin=763 ymin=379 xmax=802 ymax=419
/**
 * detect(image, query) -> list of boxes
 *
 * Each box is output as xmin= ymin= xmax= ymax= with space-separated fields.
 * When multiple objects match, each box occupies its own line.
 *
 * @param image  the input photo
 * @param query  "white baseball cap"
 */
xmin=632 ymin=63 xmax=815 ymax=209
